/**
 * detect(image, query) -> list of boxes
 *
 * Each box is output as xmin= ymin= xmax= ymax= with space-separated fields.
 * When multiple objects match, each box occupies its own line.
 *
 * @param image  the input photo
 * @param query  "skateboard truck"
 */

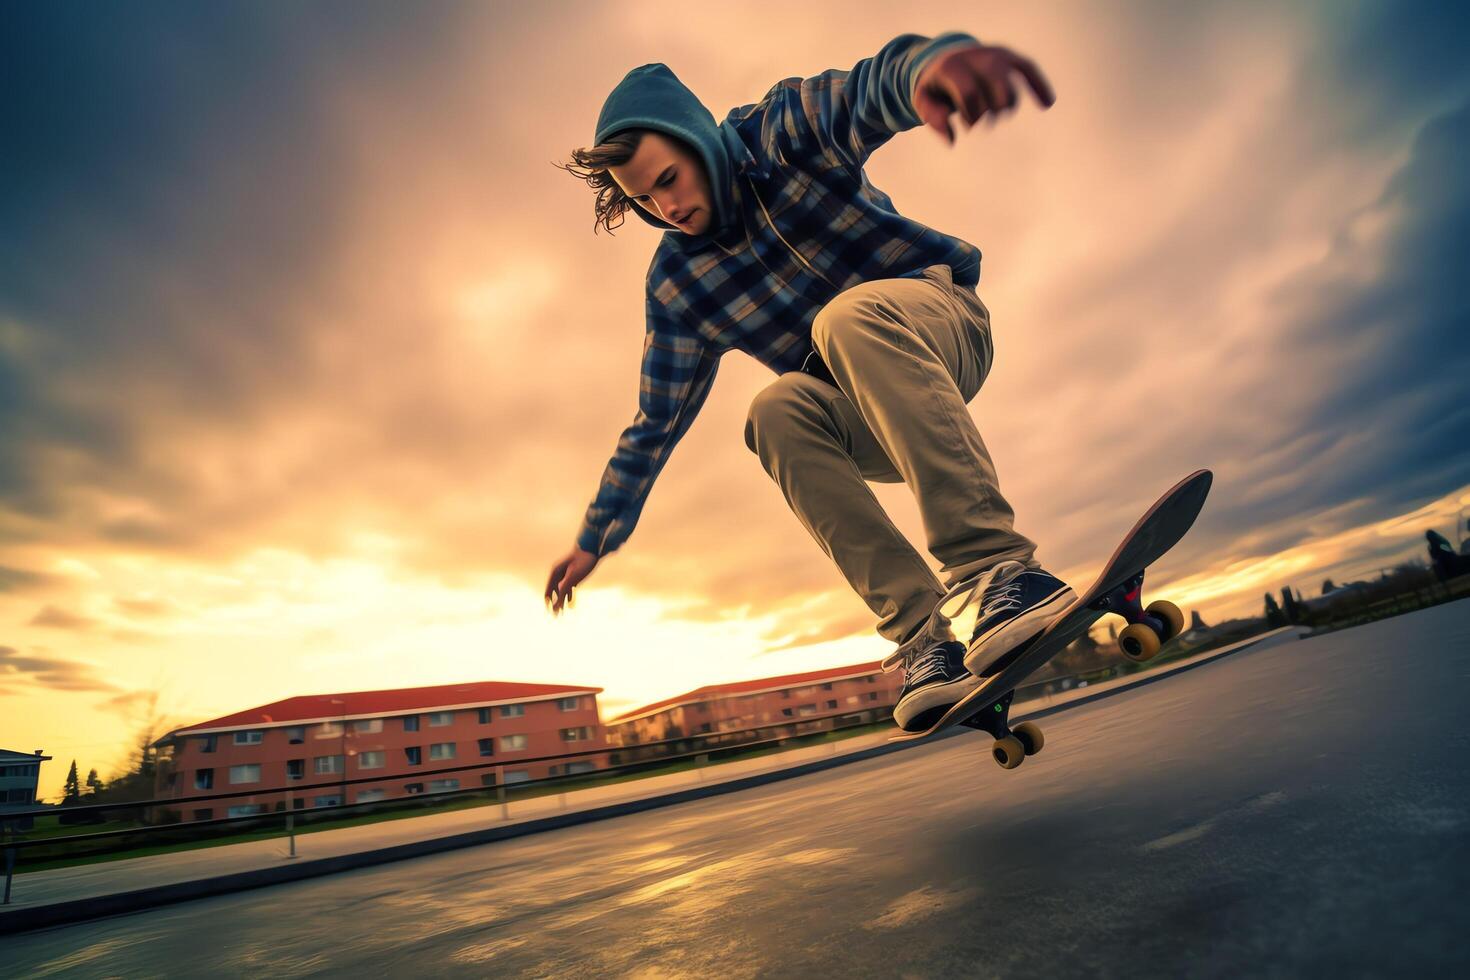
xmin=1087 ymin=570 xmax=1185 ymax=662
xmin=959 ymin=690 xmax=1044 ymax=769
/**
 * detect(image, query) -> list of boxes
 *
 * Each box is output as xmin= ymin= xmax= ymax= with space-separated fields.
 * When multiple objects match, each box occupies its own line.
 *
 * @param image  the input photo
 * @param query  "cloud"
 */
xmin=98 ymin=689 xmax=156 ymax=718
xmin=0 ymin=0 xmax=1466 ymax=680
xmin=0 ymin=564 xmax=52 ymax=594
xmin=26 ymin=605 xmax=98 ymax=631
xmin=0 ymin=644 xmax=118 ymax=693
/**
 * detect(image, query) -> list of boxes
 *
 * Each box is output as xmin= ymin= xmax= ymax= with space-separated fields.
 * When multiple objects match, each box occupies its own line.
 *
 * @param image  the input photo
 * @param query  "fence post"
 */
xmin=285 ymin=787 xmax=297 ymax=859
xmin=2 ymin=820 xmax=15 ymax=905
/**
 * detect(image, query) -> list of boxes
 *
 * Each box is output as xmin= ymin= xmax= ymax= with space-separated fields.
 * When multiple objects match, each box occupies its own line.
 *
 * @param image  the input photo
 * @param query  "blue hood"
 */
xmin=595 ymin=63 xmax=756 ymax=246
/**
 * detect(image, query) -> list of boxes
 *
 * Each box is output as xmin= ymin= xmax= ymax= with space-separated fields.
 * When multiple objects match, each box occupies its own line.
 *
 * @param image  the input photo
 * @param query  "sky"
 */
xmin=2 ymin=0 xmax=1468 ymax=802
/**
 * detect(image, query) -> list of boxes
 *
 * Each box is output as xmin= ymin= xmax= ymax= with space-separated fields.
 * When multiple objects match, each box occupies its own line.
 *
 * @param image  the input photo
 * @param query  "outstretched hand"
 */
xmin=545 ymin=545 xmax=599 ymax=616
xmin=914 ymin=42 xmax=1056 ymax=145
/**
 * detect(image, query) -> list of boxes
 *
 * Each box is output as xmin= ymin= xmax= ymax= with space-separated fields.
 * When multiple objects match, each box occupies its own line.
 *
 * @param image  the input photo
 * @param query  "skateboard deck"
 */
xmin=887 ymin=469 xmax=1213 ymax=768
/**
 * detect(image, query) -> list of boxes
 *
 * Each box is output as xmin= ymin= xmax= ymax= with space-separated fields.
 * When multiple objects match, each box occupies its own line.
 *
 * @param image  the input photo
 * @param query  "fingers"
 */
xmin=546 ymin=577 xmax=576 ymax=616
xmin=916 ymin=84 xmax=958 ymax=145
xmin=952 ymin=77 xmax=988 ymax=129
xmin=1012 ymin=54 xmax=1055 ymax=108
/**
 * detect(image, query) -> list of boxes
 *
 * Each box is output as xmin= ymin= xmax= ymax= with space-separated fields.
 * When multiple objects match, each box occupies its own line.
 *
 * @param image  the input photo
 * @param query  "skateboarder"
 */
xmin=546 ymin=32 xmax=1075 ymax=731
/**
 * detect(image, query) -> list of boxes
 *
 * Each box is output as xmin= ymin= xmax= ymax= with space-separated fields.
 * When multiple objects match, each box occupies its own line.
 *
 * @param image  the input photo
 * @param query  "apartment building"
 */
xmin=604 ymin=660 xmax=901 ymax=747
xmin=0 ymin=748 xmax=50 ymax=814
xmin=152 ymin=681 xmax=607 ymax=820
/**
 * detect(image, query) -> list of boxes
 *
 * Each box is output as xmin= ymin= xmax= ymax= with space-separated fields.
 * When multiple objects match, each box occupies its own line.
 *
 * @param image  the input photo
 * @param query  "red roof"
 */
xmin=608 ymin=660 xmax=885 ymax=723
xmin=165 ymin=680 xmax=603 ymax=738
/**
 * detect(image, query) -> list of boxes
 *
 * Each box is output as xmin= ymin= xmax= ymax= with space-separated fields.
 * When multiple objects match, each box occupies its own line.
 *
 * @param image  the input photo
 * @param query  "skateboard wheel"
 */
xmin=992 ymin=736 xmax=1026 ymax=769
xmin=1013 ymin=722 xmax=1045 ymax=756
xmin=1119 ymin=623 xmax=1161 ymax=662
xmin=1146 ymin=600 xmax=1185 ymax=641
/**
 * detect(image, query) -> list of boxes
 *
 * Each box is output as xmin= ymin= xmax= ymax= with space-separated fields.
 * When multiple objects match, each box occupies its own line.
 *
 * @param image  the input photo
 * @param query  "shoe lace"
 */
xmin=980 ymin=580 xmax=1025 ymax=617
xmin=904 ymin=644 xmax=951 ymax=687
xmin=882 ymin=560 xmax=1028 ymax=673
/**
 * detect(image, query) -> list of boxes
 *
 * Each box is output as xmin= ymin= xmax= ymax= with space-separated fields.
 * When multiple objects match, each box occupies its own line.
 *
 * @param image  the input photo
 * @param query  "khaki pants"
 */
xmin=744 ymin=264 xmax=1038 ymax=659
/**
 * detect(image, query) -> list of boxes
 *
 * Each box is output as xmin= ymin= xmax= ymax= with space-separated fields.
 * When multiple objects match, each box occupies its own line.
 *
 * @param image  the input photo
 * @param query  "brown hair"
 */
xmin=551 ymin=128 xmax=649 ymax=235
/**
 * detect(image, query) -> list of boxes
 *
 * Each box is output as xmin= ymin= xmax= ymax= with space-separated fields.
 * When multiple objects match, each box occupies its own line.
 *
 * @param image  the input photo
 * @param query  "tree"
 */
xmin=85 ymin=768 xmax=103 ymax=795
xmin=1281 ymin=587 xmax=1302 ymax=625
xmin=1322 ymin=578 xmax=1337 ymax=595
xmin=63 ymin=760 xmax=81 ymax=804
xmin=1264 ymin=593 xmax=1285 ymax=628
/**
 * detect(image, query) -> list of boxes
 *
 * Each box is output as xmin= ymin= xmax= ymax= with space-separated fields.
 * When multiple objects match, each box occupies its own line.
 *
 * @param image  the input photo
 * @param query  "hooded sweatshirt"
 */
xmin=577 ymin=31 xmax=986 ymax=558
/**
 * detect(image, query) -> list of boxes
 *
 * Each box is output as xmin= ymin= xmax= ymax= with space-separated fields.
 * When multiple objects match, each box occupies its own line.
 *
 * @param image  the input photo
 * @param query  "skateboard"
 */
xmin=887 ymin=469 xmax=1213 ymax=768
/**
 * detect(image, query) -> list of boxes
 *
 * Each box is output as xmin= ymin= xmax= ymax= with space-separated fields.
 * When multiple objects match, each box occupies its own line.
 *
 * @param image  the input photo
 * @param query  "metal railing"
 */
xmin=1 ymin=706 xmax=896 ymax=904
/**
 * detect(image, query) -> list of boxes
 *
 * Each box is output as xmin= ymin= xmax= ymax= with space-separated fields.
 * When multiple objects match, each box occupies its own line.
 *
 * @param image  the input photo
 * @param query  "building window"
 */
xmin=404 ymin=746 xmax=422 ymax=766
xmin=317 ymin=721 xmax=344 ymax=738
xmin=352 ymin=719 xmax=383 ymax=734
xmin=194 ymin=769 xmax=214 ymax=790
xmin=478 ymin=738 xmax=495 ymax=757
xmin=560 ymin=727 xmax=592 ymax=742
xmin=229 ymin=764 xmax=261 ymax=784
xmin=428 ymin=711 xmax=454 ymax=727
xmin=227 ymin=804 xmax=266 ymax=818
xmin=313 ymin=795 xmax=342 ymax=808
xmin=480 ymin=773 xmax=497 ymax=787
xmin=826 ymin=700 xmax=837 ymax=709
xmin=286 ymin=726 xmax=305 ymax=744
xmin=193 ymin=808 xmax=213 ymax=821
xmin=797 ymin=705 xmax=817 ymax=717
xmin=500 ymin=734 xmax=527 ymax=752
xmin=499 ymin=704 xmax=525 ymax=718
xmin=402 ymin=715 xmax=420 ymax=732
xmin=781 ymin=690 xmax=791 ymax=699
xmin=847 ymin=696 xmax=860 ymax=705
xmin=286 ymin=759 xmax=305 ymax=781
xmin=558 ymin=696 xmax=581 ymax=711
xmin=867 ymin=692 xmax=879 ymax=701
xmin=504 ymin=770 xmax=530 ymax=784
xmin=233 ymin=730 xmax=264 ymax=746
xmin=822 ymin=682 xmax=833 ymax=690
xmin=564 ymin=761 xmax=595 ymax=775
xmin=429 ymin=742 xmax=456 ymax=760
xmin=782 ymin=708 xmax=794 ymax=717
xmin=428 ymin=779 xmax=460 ymax=793
xmin=314 ymin=755 xmax=344 ymax=775
xmin=199 ymin=734 xmax=217 ymax=753
xmin=358 ymin=751 xmax=385 ymax=770
xmin=356 ymin=789 xmax=386 ymax=804
xmin=867 ymin=676 xmax=876 ymax=684
xmin=477 ymin=707 xmax=493 ymax=724
xmin=404 ymin=782 xmax=424 ymax=794
xmin=699 ymin=722 xmax=712 ymax=733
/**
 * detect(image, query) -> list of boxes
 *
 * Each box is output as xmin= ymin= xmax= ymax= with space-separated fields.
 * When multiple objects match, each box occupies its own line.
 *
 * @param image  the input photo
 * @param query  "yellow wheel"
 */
xmin=1147 ymin=600 xmax=1186 ymax=641
xmin=1013 ymin=721 xmax=1045 ymax=756
xmin=992 ymin=736 xmax=1026 ymax=769
xmin=1119 ymin=623 xmax=1161 ymax=663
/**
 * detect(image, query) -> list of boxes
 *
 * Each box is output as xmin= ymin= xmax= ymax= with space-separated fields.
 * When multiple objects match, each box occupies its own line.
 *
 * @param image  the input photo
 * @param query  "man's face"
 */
xmin=608 ymin=131 xmax=713 ymax=235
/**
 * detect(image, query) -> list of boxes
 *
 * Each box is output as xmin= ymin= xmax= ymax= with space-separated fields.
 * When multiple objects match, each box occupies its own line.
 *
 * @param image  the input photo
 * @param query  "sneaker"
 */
xmin=892 ymin=639 xmax=973 ymax=732
xmin=963 ymin=560 xmax=1076 ymax=676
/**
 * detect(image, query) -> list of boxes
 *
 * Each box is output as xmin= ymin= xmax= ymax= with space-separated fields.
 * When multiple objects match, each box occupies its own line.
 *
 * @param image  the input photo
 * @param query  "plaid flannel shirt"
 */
xmin=577 ymin=31 xmax=986 ymax=557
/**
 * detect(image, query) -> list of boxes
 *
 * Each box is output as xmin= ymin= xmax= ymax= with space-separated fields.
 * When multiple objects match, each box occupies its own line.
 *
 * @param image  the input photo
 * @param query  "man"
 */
xmin=546 ymin=31 xmax=1073 ymax=731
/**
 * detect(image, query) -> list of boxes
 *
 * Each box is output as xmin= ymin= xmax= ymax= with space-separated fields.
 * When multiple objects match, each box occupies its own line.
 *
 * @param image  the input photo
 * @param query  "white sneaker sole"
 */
xmin=893 ymin=671 xmax=982 ymax=731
